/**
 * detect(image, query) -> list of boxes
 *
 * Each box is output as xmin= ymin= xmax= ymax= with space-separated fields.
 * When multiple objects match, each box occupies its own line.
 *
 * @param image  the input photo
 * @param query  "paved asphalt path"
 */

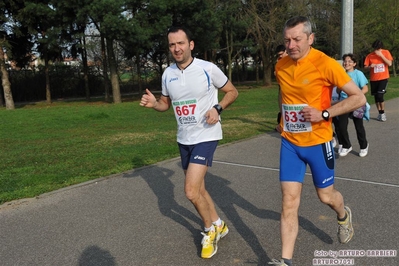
xmin=1 ymin=99 xmax=398 ymax=266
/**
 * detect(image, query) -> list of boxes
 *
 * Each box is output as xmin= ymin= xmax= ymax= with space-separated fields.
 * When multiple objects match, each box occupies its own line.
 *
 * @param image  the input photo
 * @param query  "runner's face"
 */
xmin=168 ymin=30 xmax=194 ymax=68
xmin=284 ymin=23 xmax=314 ymax=61
xmin=342 ymin=56 xmax=356 ymax=72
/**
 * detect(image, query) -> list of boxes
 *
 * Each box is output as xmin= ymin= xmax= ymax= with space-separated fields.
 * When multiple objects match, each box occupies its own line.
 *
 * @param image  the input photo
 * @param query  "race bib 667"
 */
xmin=172 ymin=99 xmax=199 ymax=125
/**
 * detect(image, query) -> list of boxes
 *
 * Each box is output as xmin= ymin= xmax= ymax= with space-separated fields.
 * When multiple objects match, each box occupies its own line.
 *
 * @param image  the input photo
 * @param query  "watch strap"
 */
xmin=322 ymin=110 xmax=330 ymax=121
xmin=213 ymin=104 xmax=223 ymax=115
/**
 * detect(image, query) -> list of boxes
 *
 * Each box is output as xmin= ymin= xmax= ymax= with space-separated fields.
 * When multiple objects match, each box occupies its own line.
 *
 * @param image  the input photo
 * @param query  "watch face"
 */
xmin=323 ymin=112 xmax=328 ymax=118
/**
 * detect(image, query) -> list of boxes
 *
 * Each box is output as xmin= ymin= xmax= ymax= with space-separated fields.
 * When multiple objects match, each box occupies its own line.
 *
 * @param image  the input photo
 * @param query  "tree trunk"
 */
xmin=258 ymin=46 xmax=272 ymax=86
xmin=135 ymin=53 xmax=143 ymax=95
xmin=255 ymin=54 xmax=260 ymax=83
xmin=106 ymin=38 xmax=121 ymax=103
xmin=0 ymin=47 xmax=15 ymax=110
xmin=101 ymin=34 xmax=111 ymax=102
xmin=263 ymin=62 xmax=272 ymax=86
xmin=81 ymin=36 xmax=90 ymax=100
xmin=226 ymin=30 xmax=233 ymax=81
xmin=44 ymin=50 xmax=52 ymax=104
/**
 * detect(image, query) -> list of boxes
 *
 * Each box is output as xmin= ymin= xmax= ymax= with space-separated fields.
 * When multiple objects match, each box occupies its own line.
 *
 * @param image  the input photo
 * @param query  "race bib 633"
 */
xmin=282 ymin=104 xmax=312 ymax=133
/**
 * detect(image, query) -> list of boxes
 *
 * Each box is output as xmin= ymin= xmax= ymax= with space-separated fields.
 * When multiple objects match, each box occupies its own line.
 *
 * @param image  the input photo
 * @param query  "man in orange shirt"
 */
xmin=364 ymin=40 xmax=393 ymax=121
xmin=269 ymin=16 xmax=366 ymax=266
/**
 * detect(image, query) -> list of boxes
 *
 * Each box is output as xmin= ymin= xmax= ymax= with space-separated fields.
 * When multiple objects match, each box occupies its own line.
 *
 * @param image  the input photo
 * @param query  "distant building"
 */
xmin=62 ymin=57 xmax=81 ymax=66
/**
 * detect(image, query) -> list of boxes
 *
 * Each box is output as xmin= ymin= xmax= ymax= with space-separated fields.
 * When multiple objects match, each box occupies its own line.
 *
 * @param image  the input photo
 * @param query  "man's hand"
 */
xmin=205 ymin=108 xmax=220 ymax=125
xmin=301 ymin=106 xmax=324 ymax=122
xmin=140 ymin=89 xmax=157 ymax=108
xmin=275 ymin=124 xmax=282 ymax=133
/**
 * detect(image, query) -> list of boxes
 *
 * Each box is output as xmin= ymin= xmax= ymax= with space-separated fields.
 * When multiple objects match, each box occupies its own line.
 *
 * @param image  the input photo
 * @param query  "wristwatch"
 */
xmin=322 ymin=110 xmax=330 ymax=121
xmin=213 ymin=104 xmax=223 ymax=115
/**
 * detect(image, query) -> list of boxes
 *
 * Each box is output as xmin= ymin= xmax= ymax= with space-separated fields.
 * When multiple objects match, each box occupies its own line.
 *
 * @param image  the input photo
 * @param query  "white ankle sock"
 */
xmin=204 ymin=225 xmax=215 ymax=232
xmin=212 ymin=218 xmax=222 ymax=227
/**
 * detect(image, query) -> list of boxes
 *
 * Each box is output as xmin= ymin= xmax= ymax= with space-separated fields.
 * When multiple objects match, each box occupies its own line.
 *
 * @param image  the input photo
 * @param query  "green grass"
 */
xmin=1 ymin=76 xmax=398 ymax=204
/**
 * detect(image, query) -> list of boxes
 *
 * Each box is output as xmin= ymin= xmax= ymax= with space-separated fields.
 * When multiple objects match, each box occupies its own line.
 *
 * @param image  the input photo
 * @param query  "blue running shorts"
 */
xmin=178 ymin=141 xmax=218 ymax=170
xmin=280 ymin=137 xmax=335 ymax=188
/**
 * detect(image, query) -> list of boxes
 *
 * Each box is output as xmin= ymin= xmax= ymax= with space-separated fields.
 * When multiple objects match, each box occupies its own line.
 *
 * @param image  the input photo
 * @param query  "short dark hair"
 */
xmin=275 ymin=44 xmax=286 ymax=54
xmin=342 ymin=53 xmax=357 ymax=64
xmin=372 ymin=40 xmax=383 ymax=50
xmin=284 ymin=16 xmax=312 ymax=36
xmin=167 ymin=26 xmax=194 ymax=42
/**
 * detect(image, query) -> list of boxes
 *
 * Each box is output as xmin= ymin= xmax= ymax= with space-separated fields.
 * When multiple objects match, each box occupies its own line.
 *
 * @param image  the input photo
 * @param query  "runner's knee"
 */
xmin=185 ymin=185 xmax=200 ymax=202
xmin=282 ymin=193 xmax=301 ymax=210
xmin=374 ymin=93 xmax=384 ymax=103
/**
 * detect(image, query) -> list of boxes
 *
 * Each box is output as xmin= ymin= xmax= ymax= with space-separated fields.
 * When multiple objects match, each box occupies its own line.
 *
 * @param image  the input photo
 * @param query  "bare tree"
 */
xmin=0 ymin=44 xmax=15 ymax=110
xmin=244 ymin=0 xmax=288 ymax=86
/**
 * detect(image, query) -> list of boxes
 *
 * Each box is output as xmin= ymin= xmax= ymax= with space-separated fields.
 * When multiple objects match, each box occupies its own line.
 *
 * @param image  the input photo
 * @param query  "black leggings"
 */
xmin=374 ymin=93 xmax=385 ymax=103
xmin=370 ymin=79 xmax=388 ymax=103
xmin=333 ymin=113 xmax=368 ymax=149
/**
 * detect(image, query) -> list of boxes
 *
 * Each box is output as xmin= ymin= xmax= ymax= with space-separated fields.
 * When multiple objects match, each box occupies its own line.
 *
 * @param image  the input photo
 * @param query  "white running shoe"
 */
xmin=337 ymin=206 xmax=354 ymax=244
xmin=359 ymin=144 xmax=369 ymax=157
xmin=339 ymin=146 xmax=352 ymax=157
xmin=268 ymin=259 xmax=289 ymax=265
xmin=380 ymin=113 xmax=387 ymax=122
xmin=338 ymin=145 xmax=343 ymax=154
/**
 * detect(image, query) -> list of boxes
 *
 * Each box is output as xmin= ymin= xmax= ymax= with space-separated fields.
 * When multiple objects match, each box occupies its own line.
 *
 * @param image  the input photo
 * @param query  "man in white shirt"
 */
xmin=140 ymin=26 xmax=238 ymax=259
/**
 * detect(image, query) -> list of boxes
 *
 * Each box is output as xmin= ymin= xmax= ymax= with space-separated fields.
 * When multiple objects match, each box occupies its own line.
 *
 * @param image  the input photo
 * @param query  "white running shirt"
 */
xmin=162 ymin=58 xmax=228 ymax=145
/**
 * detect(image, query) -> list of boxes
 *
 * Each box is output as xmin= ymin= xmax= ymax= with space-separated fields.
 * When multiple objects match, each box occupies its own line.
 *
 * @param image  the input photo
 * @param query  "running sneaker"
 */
xmin=380 ymin=113 xmax=387 ymax=122
xmin=338 ymin=145 xmax=343 ymax=154
xmin=216 ymin=220 xmax=229 ymax=242
xmin=359 ymin=144 xmax=369 ymax=157
xmin=201 ymin=228 xmax=217 ymax=259
xmin=377 ymin=114 xmax=382 ymax=121
xmin=339 ymin=146 xmax=352 ymax=157
xmin=268 ymin=259 xmax=289 ymax=265
xmin=337 ymin=206 xmax=354 ymax=244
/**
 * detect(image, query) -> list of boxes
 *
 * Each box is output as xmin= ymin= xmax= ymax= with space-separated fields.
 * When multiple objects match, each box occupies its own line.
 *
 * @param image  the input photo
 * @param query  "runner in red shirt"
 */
xmin=364 ymin=40 xmax=393 ymax=121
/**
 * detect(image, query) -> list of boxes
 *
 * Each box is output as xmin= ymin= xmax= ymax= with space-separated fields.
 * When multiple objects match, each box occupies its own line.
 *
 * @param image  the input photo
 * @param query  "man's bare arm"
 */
xmin=140 ymin=88 xmax=171 ymax=112
xmin=302 ymin=80 xmax=366 ymax=122
xmin=218 ymin=80 xmax=239 ymax=109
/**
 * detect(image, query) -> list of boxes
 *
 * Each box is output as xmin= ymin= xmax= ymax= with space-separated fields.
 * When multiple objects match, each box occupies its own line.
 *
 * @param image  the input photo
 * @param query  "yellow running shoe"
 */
xmin=201 ymin=228 xmax=217 ymax=259
xmin=216 ymin=220 xmax=229 ymax=243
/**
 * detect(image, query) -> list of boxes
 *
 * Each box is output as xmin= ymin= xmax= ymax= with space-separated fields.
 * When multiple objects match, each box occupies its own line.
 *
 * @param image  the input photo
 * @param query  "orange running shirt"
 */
xmin=364 ymin=49 xmax=393 ymax=81
xmin=275 ymin=48 xmax=351 ymax=147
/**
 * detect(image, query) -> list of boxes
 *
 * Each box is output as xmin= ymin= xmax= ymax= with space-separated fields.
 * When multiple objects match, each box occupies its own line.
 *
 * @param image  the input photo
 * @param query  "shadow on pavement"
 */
xmin=124 ymin=162 xmax=333 ymax=265
xmin=78 ymin=245 xmax=116 ymax=266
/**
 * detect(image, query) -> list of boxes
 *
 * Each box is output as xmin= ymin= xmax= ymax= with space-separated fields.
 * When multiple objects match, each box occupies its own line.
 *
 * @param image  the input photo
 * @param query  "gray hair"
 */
xmin=284 ymin=16 xmax=312 ymax=37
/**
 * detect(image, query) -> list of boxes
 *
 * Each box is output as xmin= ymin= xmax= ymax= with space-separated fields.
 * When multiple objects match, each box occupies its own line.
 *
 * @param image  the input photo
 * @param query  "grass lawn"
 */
xmin=1 ymin=76 xmax=398 ymax=205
